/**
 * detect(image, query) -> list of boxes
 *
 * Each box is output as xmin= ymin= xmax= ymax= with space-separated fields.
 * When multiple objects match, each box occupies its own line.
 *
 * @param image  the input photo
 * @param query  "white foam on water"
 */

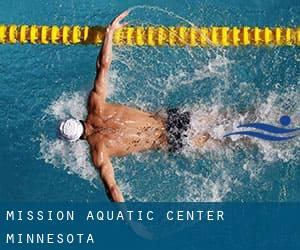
xmin=45 ymin=91 xmax=87 ymax=120
xmin=164 ymin=54 xmax=233 ymax=87
xmin=38 ymin=88 xmax=300 ymax=201
xmin=175 ymin=164 xmax=234 ymax=202
xmin=39 ymin=92 xmax=98 ymax=185
xmin=174 ymin=89 xmax=300 ymax=202
xmin=182 ymin=89 xmax=300 ymax=162
xmin=37 ymin=6 xmax=299 ymax=202
xmin=38 ymin=60 xmax=300 ymax=202
xmin=38 ymin=50 xmax=300 ymax=202
xmin=39 ymin=134 xmax=97 ymax=183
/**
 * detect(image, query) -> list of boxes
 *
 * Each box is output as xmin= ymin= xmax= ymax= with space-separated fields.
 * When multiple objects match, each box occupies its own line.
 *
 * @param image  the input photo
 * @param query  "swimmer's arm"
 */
xmin=92 ymin=144 xmax=125 ymax=202
xmin=94 ymin=11 xmax=129 ymax=99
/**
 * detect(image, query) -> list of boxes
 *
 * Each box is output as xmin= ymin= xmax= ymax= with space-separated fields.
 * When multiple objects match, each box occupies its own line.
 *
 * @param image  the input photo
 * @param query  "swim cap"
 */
xmin=58 ymin=118 xmax=84 ymax=142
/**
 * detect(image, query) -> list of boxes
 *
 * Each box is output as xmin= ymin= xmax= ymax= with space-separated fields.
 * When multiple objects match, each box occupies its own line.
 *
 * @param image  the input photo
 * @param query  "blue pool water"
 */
xmin=0 ymin=0 xmax=299 ymax=202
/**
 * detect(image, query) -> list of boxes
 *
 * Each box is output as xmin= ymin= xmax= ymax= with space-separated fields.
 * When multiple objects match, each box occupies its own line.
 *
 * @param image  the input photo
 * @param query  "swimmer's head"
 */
xmin=57 ymin=118 xmax=84 ymax=142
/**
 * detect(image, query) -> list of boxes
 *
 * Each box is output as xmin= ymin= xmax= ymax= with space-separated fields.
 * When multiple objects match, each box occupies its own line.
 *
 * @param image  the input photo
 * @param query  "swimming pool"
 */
xmin=0 ymin=0 xmax=299 ymax=202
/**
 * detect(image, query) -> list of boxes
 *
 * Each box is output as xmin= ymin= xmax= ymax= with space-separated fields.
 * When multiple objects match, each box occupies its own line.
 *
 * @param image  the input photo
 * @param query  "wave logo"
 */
xmin=224 ymin=116 xmax=300 ymax=141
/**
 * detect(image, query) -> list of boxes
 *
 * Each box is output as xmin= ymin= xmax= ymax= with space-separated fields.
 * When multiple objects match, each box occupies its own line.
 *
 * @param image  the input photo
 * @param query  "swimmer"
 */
xmin=58 ymin=11 xmax=211 ymax=202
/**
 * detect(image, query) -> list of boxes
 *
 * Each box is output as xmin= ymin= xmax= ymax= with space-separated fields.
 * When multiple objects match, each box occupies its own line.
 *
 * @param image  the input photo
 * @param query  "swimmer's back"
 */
xmin=86 ymin=102 xmax=168 ymax=156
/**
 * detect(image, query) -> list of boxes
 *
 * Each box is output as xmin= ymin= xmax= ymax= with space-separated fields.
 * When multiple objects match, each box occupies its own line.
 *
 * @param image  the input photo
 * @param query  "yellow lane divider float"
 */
xmin=0 ymin=25 xmax=299 ymax=46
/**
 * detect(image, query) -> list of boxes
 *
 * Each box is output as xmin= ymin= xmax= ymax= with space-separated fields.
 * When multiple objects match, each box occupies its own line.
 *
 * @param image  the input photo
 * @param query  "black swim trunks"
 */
xmin=166 ymin=108 xmax=191 ymax=153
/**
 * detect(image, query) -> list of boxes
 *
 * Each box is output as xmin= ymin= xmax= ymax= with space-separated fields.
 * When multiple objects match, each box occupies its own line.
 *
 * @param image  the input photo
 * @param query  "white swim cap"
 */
xmin=58 ymin=118 xmax=84 ymax=142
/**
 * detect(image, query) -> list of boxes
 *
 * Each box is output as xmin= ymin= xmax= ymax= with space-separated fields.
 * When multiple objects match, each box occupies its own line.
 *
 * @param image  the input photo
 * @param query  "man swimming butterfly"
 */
xmin=58 ymin=11 xmax=210 ymax=202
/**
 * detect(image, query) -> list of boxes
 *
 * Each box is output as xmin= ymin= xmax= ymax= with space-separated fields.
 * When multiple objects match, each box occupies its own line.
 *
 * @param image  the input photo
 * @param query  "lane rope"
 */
xmin=0 ymin=25 xmax=299 ymax=46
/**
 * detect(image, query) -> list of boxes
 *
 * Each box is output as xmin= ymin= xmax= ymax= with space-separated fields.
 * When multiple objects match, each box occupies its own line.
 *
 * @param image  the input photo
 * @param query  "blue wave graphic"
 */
xmin=224 ymin=131 xmax=297 ymax=141
xmin=237 ymin=123 xmax=300 ymax=134
xmin=224 ymin=116 xmax=299 ymax=141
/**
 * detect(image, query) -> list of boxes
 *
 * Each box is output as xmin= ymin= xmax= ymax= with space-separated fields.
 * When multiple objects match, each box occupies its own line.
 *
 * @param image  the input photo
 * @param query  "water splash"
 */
xmin=39 ymin=134 xmax=98 ymax=185
xmin=39 ymin=89 xmax=300 ymax=202
xmin=37 ymin=6 xmax=300 ymax=202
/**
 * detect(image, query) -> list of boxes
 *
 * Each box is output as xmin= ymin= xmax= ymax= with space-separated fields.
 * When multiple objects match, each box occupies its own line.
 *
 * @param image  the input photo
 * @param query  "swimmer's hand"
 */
xmin=107 ymin=10 xmax=129 ymax=33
